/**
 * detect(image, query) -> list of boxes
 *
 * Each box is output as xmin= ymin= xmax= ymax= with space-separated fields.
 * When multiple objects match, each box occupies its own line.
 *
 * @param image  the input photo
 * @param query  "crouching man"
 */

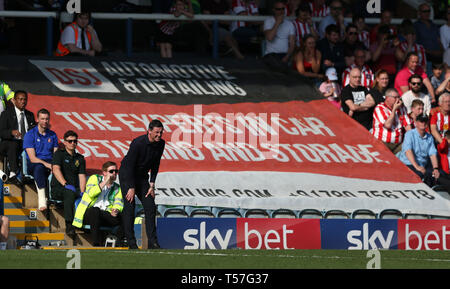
xmin=72 ymin=161 xmax=123 ymax=246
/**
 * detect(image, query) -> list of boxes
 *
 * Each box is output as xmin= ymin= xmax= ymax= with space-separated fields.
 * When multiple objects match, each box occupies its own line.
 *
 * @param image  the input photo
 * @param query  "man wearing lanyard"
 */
xmin=119 ymin=119 xmax=165 ymax=249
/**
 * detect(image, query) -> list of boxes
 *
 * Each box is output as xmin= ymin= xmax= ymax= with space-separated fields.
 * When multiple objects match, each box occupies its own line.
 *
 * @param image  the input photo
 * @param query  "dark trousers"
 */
xmin=0 ymin=140 xmax=21 ymax=173
xmin=83 ymin=207 xmax=122 ymax=246
xmin=52 ymin=186 xmax=79 ymax=223
xmin=406 ymin=165 xmax=436 ymax=187
xmin=27 ymin=161 xmax=51 ymax=189
xmin=120 ymin=178 xmax=157 ymax=248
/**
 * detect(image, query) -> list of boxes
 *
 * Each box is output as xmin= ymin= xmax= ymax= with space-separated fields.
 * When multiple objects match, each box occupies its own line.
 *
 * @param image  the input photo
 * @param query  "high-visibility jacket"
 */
xmin=72 ymin=174 xmax=123 ymax=228
xmin=55 ymin=22 xmax=92 ymax=56
xmin=0 ymin=82 xmax=14 ymax=111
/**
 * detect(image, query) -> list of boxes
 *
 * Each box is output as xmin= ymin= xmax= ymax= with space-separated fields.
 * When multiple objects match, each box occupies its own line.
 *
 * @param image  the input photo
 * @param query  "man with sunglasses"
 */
xmin=262 ymin=0 xmax=296 ymax=71
xmin=318 ymin=0 xmax=347 ymax=39
xmin=413 ymin=3 xmax=443 ymax=69
xmin=51 ymin=130 xmax=86 ymax=238
xmin=72 ymin=161 xmax=123 ymax=247
xmin=119 ymin=119 xmax=165 ymax=249
xmin=401 ymin=74 xmax=432 ymax=116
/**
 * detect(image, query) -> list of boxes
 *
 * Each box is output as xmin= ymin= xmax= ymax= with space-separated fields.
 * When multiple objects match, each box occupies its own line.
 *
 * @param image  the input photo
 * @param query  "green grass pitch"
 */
xmin=1 ymin=249 xmax=449 ymax=269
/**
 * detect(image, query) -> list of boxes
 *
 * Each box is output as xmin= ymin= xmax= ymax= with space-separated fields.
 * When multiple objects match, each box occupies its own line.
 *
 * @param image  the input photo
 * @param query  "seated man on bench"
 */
xmin=72 ymin=161 xmax=124 ymax=247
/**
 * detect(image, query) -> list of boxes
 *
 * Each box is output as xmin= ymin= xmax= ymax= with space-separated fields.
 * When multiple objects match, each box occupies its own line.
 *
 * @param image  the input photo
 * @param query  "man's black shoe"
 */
xmin=149 ymin=242 xmax=161 ymax=249
xmin=128 ymin=243 xmax=139 ymax=250
xmin=65 ymin=224 xmax=76 ymax=239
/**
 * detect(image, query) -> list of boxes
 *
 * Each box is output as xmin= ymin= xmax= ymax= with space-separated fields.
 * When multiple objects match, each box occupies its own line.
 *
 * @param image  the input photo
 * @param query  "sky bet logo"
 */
xmin=157 ymin=218 xmax=321 ymax=249
xmin=321 ymin=220 xmax=398 ymax=250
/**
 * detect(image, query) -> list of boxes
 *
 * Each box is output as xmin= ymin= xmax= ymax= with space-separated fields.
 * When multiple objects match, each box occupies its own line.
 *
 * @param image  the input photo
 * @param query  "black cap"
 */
xmin=416 ymin=114 xmax=429 ymax=123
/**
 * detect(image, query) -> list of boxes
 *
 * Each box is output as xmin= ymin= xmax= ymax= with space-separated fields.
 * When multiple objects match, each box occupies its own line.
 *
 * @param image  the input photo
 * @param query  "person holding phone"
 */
xmin=372 ymin=88 xmax=412 ymax=154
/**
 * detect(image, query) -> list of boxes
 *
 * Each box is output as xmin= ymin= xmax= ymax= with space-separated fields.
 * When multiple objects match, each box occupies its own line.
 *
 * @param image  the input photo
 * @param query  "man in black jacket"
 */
xmin=0 ymin=90 xmax=35 ymax=183
xmin=119 ymin=119 xmax=165 ymax=249
xmin=317 ymin=24 xmax=346 ymax=77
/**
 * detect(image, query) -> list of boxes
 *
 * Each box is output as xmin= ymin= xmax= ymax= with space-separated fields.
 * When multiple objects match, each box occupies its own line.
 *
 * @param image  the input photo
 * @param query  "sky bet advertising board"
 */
xmin=157 ymin=218 xmax=450 ymax=250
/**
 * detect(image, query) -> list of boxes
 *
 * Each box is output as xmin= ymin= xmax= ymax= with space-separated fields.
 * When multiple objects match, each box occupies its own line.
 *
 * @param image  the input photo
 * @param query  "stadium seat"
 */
xmin=403 ymin=213 xmax=430 ymax=219
xmin=297 ymin=209 xmax=323 ymax=219
xmin=21 ymin=151 xmax=34 ymax=182
xmin=211 ymin=207 xmax=242 ymax=218
xmin=184 ymin=206 xmax=214 ymax=218
xmin=351 ymin=209 xmax=377 ymax=219
xmin=324 ymin=210 xmax=349 ymax=219
xmin=378 ymin=209 xmax=403 ymax=219
xmin=269 ymin=209 xmax=296 ymax=218
xmin=240 ymin=208 xmax=269 ymax=218
xmin=158 ymin=205 xmax=188 ymax=218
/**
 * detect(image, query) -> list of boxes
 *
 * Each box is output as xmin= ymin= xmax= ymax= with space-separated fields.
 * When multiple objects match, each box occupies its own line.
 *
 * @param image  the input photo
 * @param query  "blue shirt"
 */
xmin=413 ymin=20 xmax=441 ymax=51
xmin=23 ymin=126 xmax=59 ymax=161
xmin=399 ymin=128 xmax=436 ymax=167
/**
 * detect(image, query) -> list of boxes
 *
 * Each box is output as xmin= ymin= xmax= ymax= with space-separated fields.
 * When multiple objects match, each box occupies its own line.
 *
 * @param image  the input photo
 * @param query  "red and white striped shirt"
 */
xmin=231 ymin=1 xmax=259 ymax=31
xmin=358 ymin=30 xmax=370 ymax=49
xmin=372 ymin=102 xmax=411 ymax=144
xmin=342 ymin=64 xmax=374 ymax=88
xmin=292 ymin=19 xmax=315 ymax=47
xmin=159 ymin=6 xmax=180 ymax=35
xmin=430 ymin=111 xmax=450 ymax=138
xmin=309 ymin=3 xmax=329 ymax=17
xmin=398 ymin=41 xmax=427 ymax=69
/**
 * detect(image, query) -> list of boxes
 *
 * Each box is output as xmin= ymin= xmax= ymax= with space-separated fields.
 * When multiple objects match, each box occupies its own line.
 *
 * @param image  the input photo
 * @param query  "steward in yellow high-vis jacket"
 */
xmin=72 ymin=161 xmax=123 ymax=246
xmin=0 ymin=82 xmax=14 ymax=113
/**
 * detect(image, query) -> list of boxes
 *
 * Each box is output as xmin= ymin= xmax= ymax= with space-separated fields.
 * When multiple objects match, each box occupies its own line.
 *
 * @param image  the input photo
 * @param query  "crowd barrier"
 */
xmin=0 ymin=10 xmax=445 ymax=58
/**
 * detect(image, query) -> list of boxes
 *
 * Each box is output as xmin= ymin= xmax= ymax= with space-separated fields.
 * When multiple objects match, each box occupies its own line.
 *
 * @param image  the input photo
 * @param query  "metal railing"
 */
xmin=0 ymin=10 xmax=446 ymax=58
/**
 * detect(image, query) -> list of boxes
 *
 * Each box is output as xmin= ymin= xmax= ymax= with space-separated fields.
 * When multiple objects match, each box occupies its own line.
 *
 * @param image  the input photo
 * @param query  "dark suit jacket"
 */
xmin=0 ymin=107 xmax=36 ymax=141
xmin=316 ymin=38 xmax=346 ymax=76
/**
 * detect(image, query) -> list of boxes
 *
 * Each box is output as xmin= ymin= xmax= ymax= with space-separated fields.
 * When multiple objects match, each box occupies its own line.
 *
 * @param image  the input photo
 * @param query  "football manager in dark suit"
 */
xmin=0 ymin=90 xmax=36 ymax=183
xmin=119 ymin=119 xmax=165 ymax=249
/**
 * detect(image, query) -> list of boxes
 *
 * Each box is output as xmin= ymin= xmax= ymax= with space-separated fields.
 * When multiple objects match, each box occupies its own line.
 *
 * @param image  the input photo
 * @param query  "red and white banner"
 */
xmin=26 ymin=94 xmax=450 ymax=216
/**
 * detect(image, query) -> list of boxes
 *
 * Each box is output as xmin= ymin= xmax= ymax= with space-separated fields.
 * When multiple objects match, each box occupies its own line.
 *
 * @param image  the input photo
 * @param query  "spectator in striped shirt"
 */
xmin=372 ymin=88 xmax=412 ymax=154
xmin=292 ymin=2 xmax=318 ymax=47
xmin=155 ymin=0 xmax=194 ymax=58
xmin=352 ymin=15 xmax=369 ymax=49
xmin=342 ymin=48 xmax=374 ymax=89
xmin=309 ymin=0 xmax=329 ymax=17
xmin=230 ymin=1 xmax=260 ymax=46
xmin=395 ymin=26 xmax=427 ymax=70
xmin=430 ymin=92 xmax=450 ymax=144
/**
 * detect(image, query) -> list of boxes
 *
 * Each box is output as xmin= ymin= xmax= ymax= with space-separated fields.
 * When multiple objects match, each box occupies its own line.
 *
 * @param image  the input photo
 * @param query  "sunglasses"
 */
xmin=331 ymin=6 xmax=342 ymax=10
xmin=274 ymin=7 xmax=285 ymax=11
xmin=65 ymin=139 xmax=78 ymax=144
xmin=420 ymin=10 xmax=431 ymax=13
xmin=348 ymin=32 xmax=358 ymax=35
xmin=410 ymin=82 xmax=422 ymax=86
xmin=108 ymin=169 xmax=119 ymax=174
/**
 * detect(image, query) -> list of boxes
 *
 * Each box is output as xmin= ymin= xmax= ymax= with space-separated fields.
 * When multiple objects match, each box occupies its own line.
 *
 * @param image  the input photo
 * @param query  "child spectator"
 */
xmin=431 ymin=63 xmax=444 ymax=91
xmin=319 ymin=67 xmax=341 ymax=109
xmin=155 ymin=0 xmax=194 ymax=58
xmin=435 ymin=130 xmax=450 ymax=191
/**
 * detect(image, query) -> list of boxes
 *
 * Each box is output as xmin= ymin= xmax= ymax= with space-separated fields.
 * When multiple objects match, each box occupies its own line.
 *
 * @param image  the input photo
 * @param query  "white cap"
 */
xmin=325 ymin=67 xmax=338 ymax=81
xmin=233 ymin=6 xmax=247 ymax=15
